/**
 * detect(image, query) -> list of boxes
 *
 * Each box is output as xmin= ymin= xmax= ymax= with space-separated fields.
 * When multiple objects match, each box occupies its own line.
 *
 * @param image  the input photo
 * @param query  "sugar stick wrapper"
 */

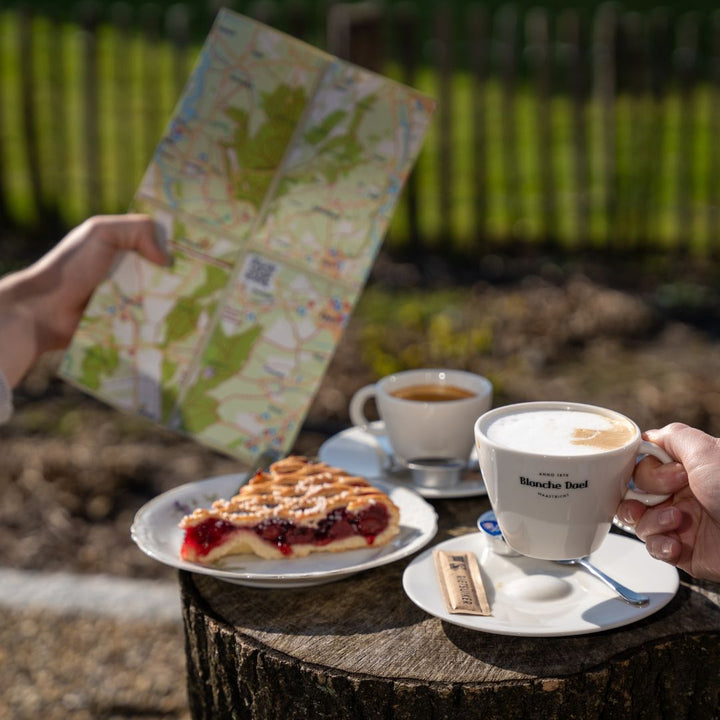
xmin=434 ymin=550 xmax=491 ymax=616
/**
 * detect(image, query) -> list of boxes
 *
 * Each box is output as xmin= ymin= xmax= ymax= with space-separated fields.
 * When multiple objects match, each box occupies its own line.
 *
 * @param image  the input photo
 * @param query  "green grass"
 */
xmin=354 ymin=285 xmax=487 ymax=375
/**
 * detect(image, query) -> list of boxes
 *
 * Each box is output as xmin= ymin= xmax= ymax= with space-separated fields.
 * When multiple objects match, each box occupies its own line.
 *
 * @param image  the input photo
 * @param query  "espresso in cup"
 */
xmin=350 ymin=368 xmax=493 ymax=465
xmin=390 ymin=383 xmax=476 ymax=403
xmin=475 ymin=401 xmax=671 ymax=560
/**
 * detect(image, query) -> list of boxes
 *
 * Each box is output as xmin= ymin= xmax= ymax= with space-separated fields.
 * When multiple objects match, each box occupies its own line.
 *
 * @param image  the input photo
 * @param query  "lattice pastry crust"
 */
xmin=180 ymin=456 xmax=400 ymax=562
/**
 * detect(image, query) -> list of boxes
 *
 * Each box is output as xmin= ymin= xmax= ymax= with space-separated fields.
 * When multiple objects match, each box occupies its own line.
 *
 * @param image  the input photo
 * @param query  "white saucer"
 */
xmin=318 ymin=422 xmax=487 ymax=499
xmin=131 ymin=473 xmax=437 ymax=588
xmin=402 ymin=532 xmax=679 ymax=636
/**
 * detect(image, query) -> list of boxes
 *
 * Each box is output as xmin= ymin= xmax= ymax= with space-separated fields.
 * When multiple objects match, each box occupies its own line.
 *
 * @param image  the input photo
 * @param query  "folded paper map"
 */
xmin=60 ymin=8 xmax=436 ymax=466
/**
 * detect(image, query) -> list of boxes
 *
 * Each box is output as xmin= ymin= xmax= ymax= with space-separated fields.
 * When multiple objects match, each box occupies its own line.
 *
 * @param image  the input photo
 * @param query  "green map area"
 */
xmin=225 ymin=83 xmax=308 ymax=207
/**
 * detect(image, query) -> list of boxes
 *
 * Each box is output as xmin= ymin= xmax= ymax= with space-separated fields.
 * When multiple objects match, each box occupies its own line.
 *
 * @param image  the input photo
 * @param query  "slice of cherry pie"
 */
xmin=179 ymin=456 xmax=400 ymax=563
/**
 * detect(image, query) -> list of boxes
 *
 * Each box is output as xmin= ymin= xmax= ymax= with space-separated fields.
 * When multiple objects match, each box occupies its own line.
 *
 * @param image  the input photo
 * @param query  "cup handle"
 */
xmin=349 ymin=384 xmax=385 ymax=436
xmin=623 ymin=440 xmax=673 ymax=506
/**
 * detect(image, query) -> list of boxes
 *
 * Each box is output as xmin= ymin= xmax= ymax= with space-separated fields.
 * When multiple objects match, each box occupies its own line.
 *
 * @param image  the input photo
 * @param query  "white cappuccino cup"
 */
xmin=474 ymin=401 xmax=671 ymax=560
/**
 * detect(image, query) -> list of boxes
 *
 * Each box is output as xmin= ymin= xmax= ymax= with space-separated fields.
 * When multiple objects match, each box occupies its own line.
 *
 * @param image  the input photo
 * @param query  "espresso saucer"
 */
xmin=317 ymin=422 xmax=487 ymax=499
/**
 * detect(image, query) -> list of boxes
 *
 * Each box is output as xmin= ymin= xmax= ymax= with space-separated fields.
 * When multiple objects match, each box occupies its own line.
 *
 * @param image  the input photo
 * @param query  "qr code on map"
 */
xmin=241 ymin=254 xmax=278 ymax=290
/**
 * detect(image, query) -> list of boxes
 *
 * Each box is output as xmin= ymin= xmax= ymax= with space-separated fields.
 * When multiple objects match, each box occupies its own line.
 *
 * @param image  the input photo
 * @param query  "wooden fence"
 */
xmin=3 ymin=1 xmax=720 ymax=264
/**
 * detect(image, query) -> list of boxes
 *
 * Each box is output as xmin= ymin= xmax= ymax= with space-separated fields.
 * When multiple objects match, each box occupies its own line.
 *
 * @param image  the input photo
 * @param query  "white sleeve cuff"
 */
xmin=0 ymin=368 xmax=13 ymax=424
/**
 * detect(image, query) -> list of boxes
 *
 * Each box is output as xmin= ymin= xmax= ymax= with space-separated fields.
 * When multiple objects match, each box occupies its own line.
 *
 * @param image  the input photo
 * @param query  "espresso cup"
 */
xmin=349 ymin=368 xmax=493 ymax=465
xmin=474 ymin=401 xmax=672 ymax=560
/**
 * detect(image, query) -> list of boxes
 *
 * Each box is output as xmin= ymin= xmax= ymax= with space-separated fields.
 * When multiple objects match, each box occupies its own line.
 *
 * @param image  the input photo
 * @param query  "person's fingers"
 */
xmin=645 ymin=423 xmax=720 ymax=472
xmin=100 ymin=214 xmax=172 ymax=267
xmin=644 ymin=533 xmax=682 ymax=565
xmin=131 ymin=227 xmax=172 ymax=267
xmin=633 ymin=456 xmax=688 ymax=494
xmin=633 ymin=504 xmax=683 ymax=540
xmin=615 ymin=498 xmax=647 ymax=528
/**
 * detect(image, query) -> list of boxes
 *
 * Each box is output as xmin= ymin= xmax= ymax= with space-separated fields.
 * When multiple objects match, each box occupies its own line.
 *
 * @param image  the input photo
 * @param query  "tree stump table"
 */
xmin=180 ymin=496 xmax=720 ymax=719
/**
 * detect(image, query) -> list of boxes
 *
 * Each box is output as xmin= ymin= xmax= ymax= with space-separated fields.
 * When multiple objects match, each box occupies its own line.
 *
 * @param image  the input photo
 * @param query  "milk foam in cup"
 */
xmin=474 ymin=401 xmax=672 ymax=560
xmin=485 ymin=408 xmax=635 ymax=456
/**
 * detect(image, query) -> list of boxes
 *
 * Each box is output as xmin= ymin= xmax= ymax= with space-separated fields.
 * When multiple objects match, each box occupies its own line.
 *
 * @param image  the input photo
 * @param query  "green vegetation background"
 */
xmin=2 ymin=9 xmax=716 ymax=259
xmin=2 ymin=0 xmax=720 ymax=269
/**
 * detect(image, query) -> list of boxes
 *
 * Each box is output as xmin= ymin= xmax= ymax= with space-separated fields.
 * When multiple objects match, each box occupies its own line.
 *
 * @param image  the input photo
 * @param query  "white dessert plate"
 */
xmin=318 ymin=422 xmax=487 ymax=499
xmin=131 ymin=473 xmax=438 ymax=588
xmin=403 ymin=532 xmax=679 ymax=636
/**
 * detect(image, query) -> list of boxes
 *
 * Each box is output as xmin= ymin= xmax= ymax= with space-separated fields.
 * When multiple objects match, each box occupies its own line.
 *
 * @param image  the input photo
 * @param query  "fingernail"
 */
xmin=658 ymin=507 xmax=678 ymax=528
xmin=649 ymin=537 xmax=675 ymax=560
xmin=616 ymin=507 xmax=635 ymax=526
xmin=152 ymin=220 xmax=174 ymax=266
xmin=658 ymin=538 xmax=675 ymax=558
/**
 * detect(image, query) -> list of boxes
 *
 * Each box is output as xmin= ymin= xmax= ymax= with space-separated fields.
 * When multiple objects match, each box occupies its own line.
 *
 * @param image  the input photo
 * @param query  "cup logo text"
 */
xmin=519 ymin=476 xmax=588 ymax=490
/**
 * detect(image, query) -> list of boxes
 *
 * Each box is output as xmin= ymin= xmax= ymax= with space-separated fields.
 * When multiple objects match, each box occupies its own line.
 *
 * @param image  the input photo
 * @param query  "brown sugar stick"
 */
xmin=434 ymin=550 xmax=491 ymax=616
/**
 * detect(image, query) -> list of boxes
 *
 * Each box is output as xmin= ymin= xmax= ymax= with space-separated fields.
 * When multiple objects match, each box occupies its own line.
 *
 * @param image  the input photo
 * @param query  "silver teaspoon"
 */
xmin=555 ymin=557 xmax=650 ymax=606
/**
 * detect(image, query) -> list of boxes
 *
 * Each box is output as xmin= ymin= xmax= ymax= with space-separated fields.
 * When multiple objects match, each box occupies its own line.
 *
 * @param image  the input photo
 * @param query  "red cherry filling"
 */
xmin=182 ymin=503 xmax=390 ymax=559
xmin=183 ymin=518 xmax=235 ymax=557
